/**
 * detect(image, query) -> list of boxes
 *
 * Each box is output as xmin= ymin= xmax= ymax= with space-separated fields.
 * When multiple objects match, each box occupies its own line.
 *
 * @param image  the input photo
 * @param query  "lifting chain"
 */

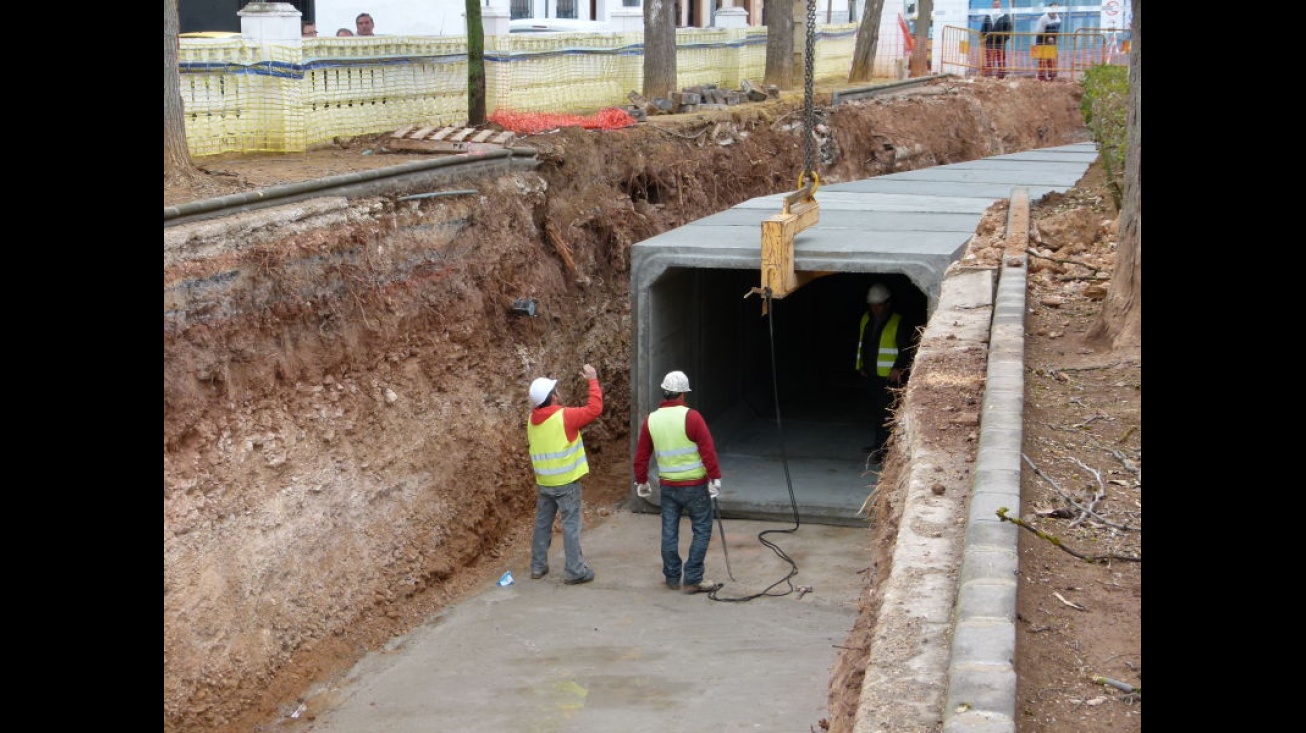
xmin=800 ymin=0 xmax=818 ymax=192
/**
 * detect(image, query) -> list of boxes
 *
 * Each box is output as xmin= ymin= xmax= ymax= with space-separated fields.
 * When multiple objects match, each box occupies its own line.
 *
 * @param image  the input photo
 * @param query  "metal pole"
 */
xmin=713 ymin=497 xmax=735 ymax=581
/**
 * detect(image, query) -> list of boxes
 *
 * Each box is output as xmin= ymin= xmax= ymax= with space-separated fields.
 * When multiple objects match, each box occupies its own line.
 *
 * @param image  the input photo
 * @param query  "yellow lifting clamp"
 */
xmin=746 ymin=1 xmax=830 ymax=315
xmin=747 ymin=172 xmax=832 ymax=313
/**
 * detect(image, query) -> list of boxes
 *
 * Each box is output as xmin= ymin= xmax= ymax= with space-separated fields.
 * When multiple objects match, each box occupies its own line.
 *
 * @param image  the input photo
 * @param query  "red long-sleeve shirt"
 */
xmin=633 ymin=398 xmax=721 ymax=486
xmin=529 ymin=378 xmax=603 ymax=440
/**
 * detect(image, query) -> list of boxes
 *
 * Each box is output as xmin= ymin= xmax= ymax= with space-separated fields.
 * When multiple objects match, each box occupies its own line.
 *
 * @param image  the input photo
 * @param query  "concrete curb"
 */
xmin=942 ymin=189 xmax=1030 ymax=733
xmin=942 ymin=249 xmax=1027 ymax=733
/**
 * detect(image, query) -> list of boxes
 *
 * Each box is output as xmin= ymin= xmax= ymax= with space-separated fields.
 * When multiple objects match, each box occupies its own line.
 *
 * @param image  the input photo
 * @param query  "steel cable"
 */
xmin=708 ymin=287 xmax=801 ymax=603
xmin=709 ymin=1 xmax=818 ymax=603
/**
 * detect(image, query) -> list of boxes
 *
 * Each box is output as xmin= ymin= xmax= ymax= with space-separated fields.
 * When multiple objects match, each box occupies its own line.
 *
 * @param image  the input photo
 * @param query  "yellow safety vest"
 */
xmin=527 ymin=410 xmax=589 ymax=487
xmin=855 ymin=312 xmax=902 ymax=377
xmin=648 ymin=405 xmax=706 ymax=482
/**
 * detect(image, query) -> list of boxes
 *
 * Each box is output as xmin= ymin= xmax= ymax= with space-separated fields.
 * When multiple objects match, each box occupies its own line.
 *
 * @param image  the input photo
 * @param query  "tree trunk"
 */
xmin=164 ymin=0 xmax=199 ymax=181
xmin=1086 ymin=0 xmax=1140 ymax=350
xmin=848 ymin=0 xmax=885 ymax=82
xmin=764 ymin=0 xmax=795 ymax=89
xmin=908 ymin=0 xmax=931 ymax=77
xmin=643 ymin=0 xmax=678 ymax=100
xmin=466 ymin=0 xmax=486 ymax=125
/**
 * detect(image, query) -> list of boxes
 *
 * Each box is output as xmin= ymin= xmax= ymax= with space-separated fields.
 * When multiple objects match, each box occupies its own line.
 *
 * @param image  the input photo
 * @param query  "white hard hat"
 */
xmin=660 ymin=370 xmax=691 ymax=393
xmin=866 ymin=283 xmax=891 ymax=305
xmin=529 ymin=377 xmax=557 ymax=407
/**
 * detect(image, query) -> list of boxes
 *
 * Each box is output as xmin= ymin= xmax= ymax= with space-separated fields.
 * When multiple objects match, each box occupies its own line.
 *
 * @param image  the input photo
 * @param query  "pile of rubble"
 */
xmin=625 ymin=79 xmax=779 ymax=120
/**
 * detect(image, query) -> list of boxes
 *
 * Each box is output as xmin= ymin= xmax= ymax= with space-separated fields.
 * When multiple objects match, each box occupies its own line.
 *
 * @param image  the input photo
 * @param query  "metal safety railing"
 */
xmin=937 ymin=25 xmax=1131 ymax=81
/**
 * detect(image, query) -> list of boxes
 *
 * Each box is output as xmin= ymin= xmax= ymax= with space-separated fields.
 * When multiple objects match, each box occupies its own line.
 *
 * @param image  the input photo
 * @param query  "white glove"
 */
xmin=708 ymin=479 xmax=721 ymax=498
xmin=636 ymin=482 xmax=652 ymax=498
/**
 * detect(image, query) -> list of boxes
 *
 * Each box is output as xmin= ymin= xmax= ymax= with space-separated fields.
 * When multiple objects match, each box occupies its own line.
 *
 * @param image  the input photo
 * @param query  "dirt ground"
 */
xmin=163 ymin=77 xmax=1139 ymax=733
xmin=1005 ymin=168 xmax=1141 ymax=731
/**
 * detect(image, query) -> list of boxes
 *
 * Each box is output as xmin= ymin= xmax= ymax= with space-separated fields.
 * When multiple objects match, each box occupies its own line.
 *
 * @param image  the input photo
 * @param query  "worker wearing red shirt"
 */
xmin=527 ymin=364 xmax=603 ymax=585
xmin=633 ymin=370 xmax=724 ymax=595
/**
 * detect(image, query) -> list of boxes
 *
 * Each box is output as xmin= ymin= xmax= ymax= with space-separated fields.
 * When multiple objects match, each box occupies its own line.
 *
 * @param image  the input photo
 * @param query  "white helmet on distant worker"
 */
xmin=866 ymin=283 xmax=891 ymax=305
xmin=660 ymin=370 xmax=692 ymax=393
xmin=529 ymin=377 xmax=557 ymax=407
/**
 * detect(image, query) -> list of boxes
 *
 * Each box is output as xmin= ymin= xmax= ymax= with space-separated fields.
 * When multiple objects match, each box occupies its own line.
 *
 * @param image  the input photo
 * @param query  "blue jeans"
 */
xmin=659 ymin=483 xmax=714 ymax=586
xmin=531 ymin=482 xmax=590 ymax=581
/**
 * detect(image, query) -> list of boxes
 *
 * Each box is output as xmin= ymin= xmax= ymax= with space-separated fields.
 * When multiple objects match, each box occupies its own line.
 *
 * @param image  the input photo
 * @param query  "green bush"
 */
xmin=1080 ymin=64 xmax=1128 ymax=208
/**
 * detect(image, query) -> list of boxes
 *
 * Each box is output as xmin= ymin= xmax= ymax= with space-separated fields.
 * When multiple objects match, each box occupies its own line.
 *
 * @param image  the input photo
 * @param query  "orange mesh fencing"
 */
xmin=488 ymin=107 xmax=638 ymax=135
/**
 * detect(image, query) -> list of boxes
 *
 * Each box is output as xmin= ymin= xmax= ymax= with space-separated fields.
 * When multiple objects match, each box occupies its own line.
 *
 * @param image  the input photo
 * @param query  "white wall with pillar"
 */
xmin=713 ymin=6 xmax=747 ymax=27
xmin=609 ymin=7 xmax=645 ymax=31
xmin=481 ymin=5 xmax=511 ymax=36
xmin=239 ymin=2 xmax=304 ymax=44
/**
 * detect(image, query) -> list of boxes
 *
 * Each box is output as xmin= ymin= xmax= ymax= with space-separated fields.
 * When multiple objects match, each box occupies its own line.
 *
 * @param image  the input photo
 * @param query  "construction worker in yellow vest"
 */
xmin=526 ymin=363 xmax=603 ymax=585
xmin=855 ymin=283 xmax=919 ymax=464
xmin=633 ymin=370 xmax=724 ymax=595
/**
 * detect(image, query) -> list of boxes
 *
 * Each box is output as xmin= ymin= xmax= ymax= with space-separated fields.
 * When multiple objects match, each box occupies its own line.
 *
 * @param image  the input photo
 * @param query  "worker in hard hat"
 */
xmin=855 ymin=283 xmax=921 ymax=464
xmin=633 ymin=370 xmax=725 ymax=595
xmin=526 ymin=363 xmax=603 ymax=585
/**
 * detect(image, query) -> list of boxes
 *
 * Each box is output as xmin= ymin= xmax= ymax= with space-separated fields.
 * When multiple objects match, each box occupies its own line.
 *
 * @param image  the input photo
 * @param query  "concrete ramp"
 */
xmin=627 ymin=142 xmax=1097 ymax=526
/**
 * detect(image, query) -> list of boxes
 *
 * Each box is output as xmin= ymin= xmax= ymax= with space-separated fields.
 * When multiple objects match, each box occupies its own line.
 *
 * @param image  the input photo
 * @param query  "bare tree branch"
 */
xmin=1067 ymin=456 xmax=1105 ymax=527
xmin=1022 ymin=453 xmax=1138 ymax=532
xmin=997 ymin=507 xmax=1141 ymax=563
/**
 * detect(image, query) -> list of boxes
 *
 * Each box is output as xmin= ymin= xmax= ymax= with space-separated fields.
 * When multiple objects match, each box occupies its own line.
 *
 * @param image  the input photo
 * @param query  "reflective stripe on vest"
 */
xmin=527 ymin=410 xmax=589 ymax=486
xmin=648 ymin=405 xmax=706 ymax=481
xmin=875 ymin=313 xmax=902 ymax=376
xmin=856 ymin=312 xmax=902 ymax=377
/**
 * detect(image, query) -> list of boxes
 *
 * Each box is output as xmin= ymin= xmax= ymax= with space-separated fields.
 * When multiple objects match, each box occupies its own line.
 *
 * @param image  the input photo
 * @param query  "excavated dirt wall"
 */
xmin=163 ymin=78 xmax=1089 ymax=733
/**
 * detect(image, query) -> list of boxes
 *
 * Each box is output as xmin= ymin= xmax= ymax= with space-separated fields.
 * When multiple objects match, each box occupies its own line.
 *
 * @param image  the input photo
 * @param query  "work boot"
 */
xmin=530 ymin=567 xmax=548 ymax=580
xmin=563 ymin=571 xmax=595 ymax=585
xmin=682 ymin=580 xmax=722 ymax=595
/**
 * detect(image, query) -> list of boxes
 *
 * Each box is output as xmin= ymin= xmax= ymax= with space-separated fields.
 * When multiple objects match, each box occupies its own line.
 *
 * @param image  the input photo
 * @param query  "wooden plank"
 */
xmin=759 ymin=199 xmax=820 ymax=299
xmin=409 ymin=125 xmax=439 ymax=139
xmin=431 ymin=127 xmax=459 ymax=140
xmin=449 ymin=128 xmax=476 ymax=142
xmin=471 ymin=129 xmax=496 ymax=143
xmin=491 ymin=131 xmax=516 ymax=146
xmin=390 ymin=124 xmax=417 ymax=138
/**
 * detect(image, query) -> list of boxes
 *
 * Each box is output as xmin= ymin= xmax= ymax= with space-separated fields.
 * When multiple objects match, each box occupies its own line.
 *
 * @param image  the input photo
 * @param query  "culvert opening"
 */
xmin=631 ymin=269 xmax=928 ymax=525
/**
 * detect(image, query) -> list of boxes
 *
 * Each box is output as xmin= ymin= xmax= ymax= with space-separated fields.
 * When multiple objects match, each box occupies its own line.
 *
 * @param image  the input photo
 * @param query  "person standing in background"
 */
xmin=336 ymin=28 xmax=354 ymax=37
xmin=526 ymin=364 xmax=603 ymax=586
xmin=979 ymin=0 xmax=1013 ymax=78
xmin=301 ymin=20 xmax=317 ymax=38
xmin=355 ymin=12 xmax=376 ymax=36
xmin=1034 ymin=4 xmax=1062 ymax=81
xmin=633 ymin=370 xmax=724 ymax=596
xmin=855 ymin=283 xmax=921 ymax=465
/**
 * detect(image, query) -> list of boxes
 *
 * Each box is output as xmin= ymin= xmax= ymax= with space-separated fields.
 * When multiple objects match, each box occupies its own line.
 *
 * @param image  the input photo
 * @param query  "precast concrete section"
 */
xmin=627 ymin=142 xmax=1099 ymax=527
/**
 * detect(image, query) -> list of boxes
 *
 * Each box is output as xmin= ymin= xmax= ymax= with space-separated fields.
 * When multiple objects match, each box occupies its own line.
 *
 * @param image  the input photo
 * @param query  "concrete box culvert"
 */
xmin=624 ymin=143 xmax=1098 ymax=528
